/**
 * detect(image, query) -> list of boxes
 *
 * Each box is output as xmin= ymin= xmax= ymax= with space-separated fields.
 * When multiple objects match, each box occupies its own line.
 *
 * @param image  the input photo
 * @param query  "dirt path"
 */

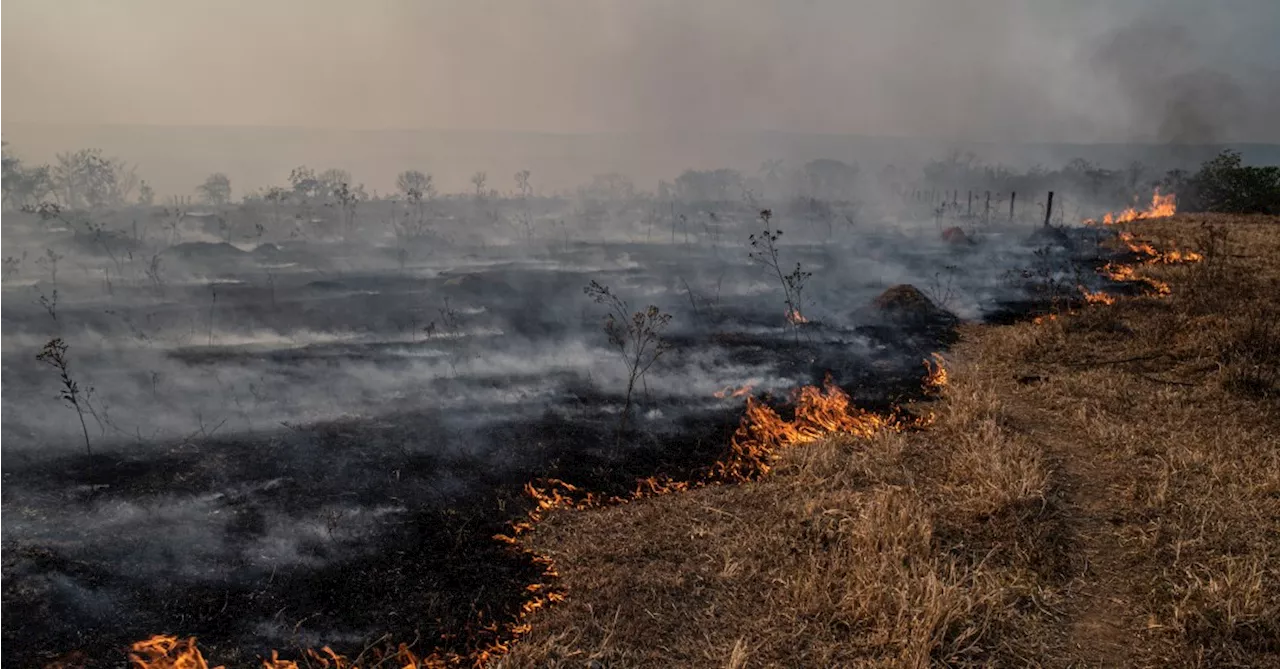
xmin=1038 ymin=422 xmax=1150 ymax=667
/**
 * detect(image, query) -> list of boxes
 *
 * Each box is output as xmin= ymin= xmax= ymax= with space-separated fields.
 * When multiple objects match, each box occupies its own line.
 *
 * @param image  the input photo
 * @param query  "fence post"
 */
xmin=1009 ymin=192 xmax=1016 ymax=221
xmin=1044 ymin=191 xmax=1054 ymax=227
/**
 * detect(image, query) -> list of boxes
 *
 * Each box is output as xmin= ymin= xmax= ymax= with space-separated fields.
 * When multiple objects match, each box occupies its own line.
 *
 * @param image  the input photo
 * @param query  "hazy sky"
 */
xmin=4 ymin=0 xmax=1279 ymax=142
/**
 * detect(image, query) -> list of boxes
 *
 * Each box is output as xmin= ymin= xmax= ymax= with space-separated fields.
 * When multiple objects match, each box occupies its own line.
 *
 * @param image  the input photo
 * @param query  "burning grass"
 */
xmin=101 ymin=361 xmax=940 ymax=668
xmin=58 ymin=214 xmax=1280 ymax=667
xmin=500 ymin=358 xmax=1054 ymax=666
xmin=1085 ymin=189 xmax=1178 ymax=226
xmin=497 ymin=214 xmax=1280 ymax=667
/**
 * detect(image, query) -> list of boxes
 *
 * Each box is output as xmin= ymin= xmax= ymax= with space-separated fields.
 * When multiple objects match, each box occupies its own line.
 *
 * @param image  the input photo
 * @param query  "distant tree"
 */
xmin=197 ymin=173 xmax=232 ymax=206
xmin=796 ymin=159 xmax=859 ymax=201
xmin=331 ymin=181 xmax=364 ymax=239
xmin=288 ymin=166 xmax=323 ymax=201
xmin=1188 ymin=150 xmax=1280 ymax=214
xmin=317 ymin=169 xmax=353 ymax=198
xmin=52 ymin=149 xmax=137 ymax=208
xmin=471 ymin=171 xmax=488 ymax=199
xmin=396 ymin=170 xmax=435 ymax=201
xmin=0 ymin=136 xmax=20 ymax=209
xmin=759 ymin=158 xmax=785 ymax=198
xmin=514 ymin=169 xmax=532 ymax=198
xmin=675 ymin=169 xmax=743 ymax=202
xmin=2 ymin=142 xmax=55 ymax=210
xmin=514 ymin=170 xmax=534 ymax=239
xmin=137 ymin=180 xmax=155 ymax=206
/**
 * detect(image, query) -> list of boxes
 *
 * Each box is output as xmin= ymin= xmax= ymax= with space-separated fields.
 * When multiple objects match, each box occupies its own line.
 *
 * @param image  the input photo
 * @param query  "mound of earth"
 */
xmin=872 ymin=284 xmax=946 ymax=318
xmin=941 ymin=226 xmax=972 ymax=245
xmin=862 ymin=284 xmax=960 ymax=349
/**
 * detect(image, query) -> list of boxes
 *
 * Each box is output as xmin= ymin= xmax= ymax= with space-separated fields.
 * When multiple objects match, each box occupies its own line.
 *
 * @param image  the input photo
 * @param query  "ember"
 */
xmin=785 ymin=307 xmax=809 ymax=324
xmin=714 ymin=383 xmax=756 ymax=399
xmin=923 ymin=353 xmax=949 ymax=393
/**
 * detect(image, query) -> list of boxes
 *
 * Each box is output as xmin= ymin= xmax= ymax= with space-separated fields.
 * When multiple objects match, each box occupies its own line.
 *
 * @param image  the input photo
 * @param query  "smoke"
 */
xmin=4 ymin=0 xmax=1277 ymax=141
xmin=1090 ymin=12 xmax=1280 ymax=144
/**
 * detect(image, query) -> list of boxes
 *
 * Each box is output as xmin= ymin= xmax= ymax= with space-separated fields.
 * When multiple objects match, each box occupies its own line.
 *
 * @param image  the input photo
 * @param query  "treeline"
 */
xmin=2 ymin=142 xmax=152 ymax=210
xmin=4 ymin=140 xmax=1277 ymax=215
xmin=1164 ymin=150 xmax=1280 ymax=215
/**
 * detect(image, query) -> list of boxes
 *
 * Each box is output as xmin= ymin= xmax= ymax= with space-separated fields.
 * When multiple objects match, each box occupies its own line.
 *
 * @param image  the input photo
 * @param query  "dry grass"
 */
xmin=499 ymin=214 xmax=1280 ymax=668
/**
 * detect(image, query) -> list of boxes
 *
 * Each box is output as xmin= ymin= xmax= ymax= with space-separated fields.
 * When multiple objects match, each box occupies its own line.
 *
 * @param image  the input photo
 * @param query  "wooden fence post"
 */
xmin=1044 ymin=191 xmax=1054 ymax=227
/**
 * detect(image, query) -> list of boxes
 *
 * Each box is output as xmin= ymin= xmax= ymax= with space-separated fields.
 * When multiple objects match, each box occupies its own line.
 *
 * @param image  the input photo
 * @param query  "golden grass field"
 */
xmin=500 ymin=214 xmax=1280 ymax=668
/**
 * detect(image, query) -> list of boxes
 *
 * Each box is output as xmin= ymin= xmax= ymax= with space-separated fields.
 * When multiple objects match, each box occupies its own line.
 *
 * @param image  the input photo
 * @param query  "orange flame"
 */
xmin=124 ymin=380 xmax=910 ymax=669
xmin=785 ymin=308 xmax=809 ymax=324
xmin=128 ymin=635 xmax=222 ymax=669
xmin=1086 ymin=189 xmax=1176 ymax=226
xmin=1078 ymin=286 xmax=1116 ymax=305
xmin=1101 ymin=263 xmax=1170 ymax=295
xmin=125 ymin=635 xmax=448 ymax=669
xmin=1117 ymin=231 xmax=1203 ymax=265
xmin=922 ymin=353 xmax=948 ymax=393
xmin=1155 ymin=249 xmax=1203 ymax=264
xmin=715 ymin=377 xmax=899 ymax=481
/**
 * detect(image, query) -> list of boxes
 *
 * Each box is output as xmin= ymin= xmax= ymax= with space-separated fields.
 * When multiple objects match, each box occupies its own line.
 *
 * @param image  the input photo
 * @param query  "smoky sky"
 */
xmin=3 ymin=0 xmax=1278 ymax=142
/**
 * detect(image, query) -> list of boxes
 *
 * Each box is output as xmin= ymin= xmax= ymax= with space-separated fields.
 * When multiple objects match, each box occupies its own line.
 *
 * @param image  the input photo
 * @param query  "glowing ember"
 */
xmin=922 ymin=353 xmax=948 ymax=393
xmin=125 ymin=636 xmax=449 ymax=669
xmin=714 ymin=383 xmax=756 ymax=399
xmin=785 ymin=308 xmax=809 ymax=324
xmin=1086 ymin=189 xmax=1176 ymax=225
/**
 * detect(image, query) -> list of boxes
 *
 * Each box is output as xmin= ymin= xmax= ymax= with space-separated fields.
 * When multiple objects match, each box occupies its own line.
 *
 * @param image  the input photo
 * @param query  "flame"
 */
xmin=1118 ymin=232 xmax=1160 ymax=258
xmin=922 ymin=353 xmax=948 ymax=393
xmin=125 ymin=635 xmax=447 ymax=669
xmin=1078 ymin=286 xmax=1116 ymax=305
xmin=1116 ymin=231 xmax=1203 ymax=265
xmin=714 ymin=383 xmax=755 ymax=399
xmin=785 ymin=308 xmax=809 ymax=324
xmin=123 ymin=379 xmax=911 ymax=668
xmin=128 ymin=636 xmax=222 ymax=669
xmin=715 ymin=377 xmax=899 ymax=481
xmin=1102 ymin=263 xmax=1139 ymax=282
xmin=1101 ymin=263 xmax=1171 ymax=296
xmin=1086 ymin=189 xmax=1176 ymax=226
xmin=1156 ymin=249 xmax=1203 ymax=264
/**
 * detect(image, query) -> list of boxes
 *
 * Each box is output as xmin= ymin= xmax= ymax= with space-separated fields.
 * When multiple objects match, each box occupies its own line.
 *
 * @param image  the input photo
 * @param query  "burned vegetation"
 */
xmin=1 ymin=144 xmax=1276 ymax=669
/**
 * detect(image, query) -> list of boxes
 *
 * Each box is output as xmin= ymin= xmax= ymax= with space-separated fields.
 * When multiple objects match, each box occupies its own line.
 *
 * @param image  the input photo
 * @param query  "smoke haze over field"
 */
xmin=4 ymin=0 xmax=1278 ymax=141
xmin=5 ymin=1 xmax=1280 ymax=196
xmin=7 ymin=2 xmax=1279 ymax=663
